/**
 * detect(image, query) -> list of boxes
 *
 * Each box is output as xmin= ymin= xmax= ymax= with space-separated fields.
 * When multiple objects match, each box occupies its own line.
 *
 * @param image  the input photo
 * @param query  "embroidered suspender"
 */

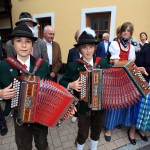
xmin=76 ymin=57 xmax=102 ymax=68
xmin=31 ymin=58 xmax=44 ymax=75
xmin=5 ymin=57 xmax=44 ymax=75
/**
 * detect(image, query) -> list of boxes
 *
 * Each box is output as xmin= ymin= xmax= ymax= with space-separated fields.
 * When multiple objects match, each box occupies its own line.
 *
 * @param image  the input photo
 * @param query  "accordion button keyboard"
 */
xmin=11 ymin=78 xmax=20 ymax=108
xmin=80 ymin=74 xmax=87 ymax=98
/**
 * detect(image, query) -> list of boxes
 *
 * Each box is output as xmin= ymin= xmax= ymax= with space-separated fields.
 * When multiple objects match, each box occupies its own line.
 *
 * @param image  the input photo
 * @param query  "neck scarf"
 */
xmin=120 ymin=38 xmax=129 ymax=48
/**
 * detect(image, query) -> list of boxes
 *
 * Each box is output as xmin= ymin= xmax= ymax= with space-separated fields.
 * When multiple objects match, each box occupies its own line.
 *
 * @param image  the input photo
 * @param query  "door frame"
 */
xmin=33 ymin=12 xmax=54 ymax=37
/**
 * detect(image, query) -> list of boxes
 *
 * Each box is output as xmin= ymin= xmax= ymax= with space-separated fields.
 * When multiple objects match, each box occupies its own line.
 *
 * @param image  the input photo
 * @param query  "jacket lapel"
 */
xmin=52 ymin=41 xmax=55 ymax=64
xmin=78 ymin=63 xmax=86 ymax=72
xmin=29 ymin=55 xmax=36 ymax=73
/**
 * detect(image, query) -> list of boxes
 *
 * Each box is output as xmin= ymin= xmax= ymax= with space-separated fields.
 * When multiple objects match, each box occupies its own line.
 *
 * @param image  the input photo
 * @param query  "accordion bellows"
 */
xmin=12 ymin=76 xmax=76 ymax=127
xmin=80 ymin=61 xmax=150 ymax=110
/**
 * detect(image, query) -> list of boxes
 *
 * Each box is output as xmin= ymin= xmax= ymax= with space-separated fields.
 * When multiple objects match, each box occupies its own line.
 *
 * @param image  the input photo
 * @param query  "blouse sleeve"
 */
xmin=109 ymin=41 xmax=120 ymax=60
xmin=128 ymin=45 xmax=136 ymax=61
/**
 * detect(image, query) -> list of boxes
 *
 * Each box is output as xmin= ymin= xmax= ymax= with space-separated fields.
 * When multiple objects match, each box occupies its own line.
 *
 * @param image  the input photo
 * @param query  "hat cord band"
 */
xmin=19 ymin=18 xmax=34 ymax=22
xmin=11 ymin=30 xmax=33 ymax=37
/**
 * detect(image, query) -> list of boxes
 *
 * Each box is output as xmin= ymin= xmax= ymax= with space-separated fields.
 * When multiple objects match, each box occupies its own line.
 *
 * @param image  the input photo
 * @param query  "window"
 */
xmin=81 ymin=6 xmax=116 ymax=41
xmin=0 ymin=0 xmax=12 ymax=43
xmin=0 ymin=28 xmax=12 ymax=43
xmin=86 ymin=13 xmax=110 ymax=41
xmin=33 ymin=13 xmax=54 ymax=38
xmin=37 ymin=17 xmax=51 ymax=38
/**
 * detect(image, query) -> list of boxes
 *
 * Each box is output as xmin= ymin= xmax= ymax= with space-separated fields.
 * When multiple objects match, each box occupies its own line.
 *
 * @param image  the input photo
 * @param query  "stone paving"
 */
xmin=1 ymin=115 xmax=150 ymax=150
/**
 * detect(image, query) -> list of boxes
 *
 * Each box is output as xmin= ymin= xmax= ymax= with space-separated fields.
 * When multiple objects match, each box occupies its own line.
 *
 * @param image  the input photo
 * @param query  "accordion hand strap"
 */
xmin=5 ymin=57 xmax=44 ymax=75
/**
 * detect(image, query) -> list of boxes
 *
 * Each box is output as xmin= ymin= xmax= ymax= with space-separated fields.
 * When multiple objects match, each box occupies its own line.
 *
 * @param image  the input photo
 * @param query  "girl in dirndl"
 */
xmin=104 ymin=22 xmax=148 ymax=144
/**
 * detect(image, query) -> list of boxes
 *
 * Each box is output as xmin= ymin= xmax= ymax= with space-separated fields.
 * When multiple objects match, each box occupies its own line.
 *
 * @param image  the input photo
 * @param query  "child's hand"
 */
xmin=110 ymin=59 xmax=119 ymax=65
xmin=63 ymin=106 xmax=77 ymax=120
xmin=0 ymin=83 xmax=16 ymax=100
xmin=69 ymin=78 xmax=82 ymax=92
xmin=138 ymin=67 xmax=149 ymax=76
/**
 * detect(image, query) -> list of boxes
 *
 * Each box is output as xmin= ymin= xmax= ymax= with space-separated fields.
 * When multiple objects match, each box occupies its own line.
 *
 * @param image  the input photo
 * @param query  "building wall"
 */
xmin=11 ymin=0 xmax=150 ymax=62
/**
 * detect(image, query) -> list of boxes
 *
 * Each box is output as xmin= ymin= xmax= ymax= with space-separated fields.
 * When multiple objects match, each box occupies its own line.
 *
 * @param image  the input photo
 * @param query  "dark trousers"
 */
xmin=13 ymin=115 xmax=48 ymax=150
xmin=49 ymin=65 xmax=58 ymax=83
xmin=0 ymin=106 xmax=6 ymax=126
xmin=52 ymin=76 xmax=57 ymax=83
xmin=77 ymin=111 xmax=103 ymax=145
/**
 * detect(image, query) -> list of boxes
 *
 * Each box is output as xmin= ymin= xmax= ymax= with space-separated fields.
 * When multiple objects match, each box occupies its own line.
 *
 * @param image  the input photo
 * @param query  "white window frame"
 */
xmin=32 ymin=12 xmax=54 ymax=37
xmin=81 ymin=6 xmax=116 ymax=41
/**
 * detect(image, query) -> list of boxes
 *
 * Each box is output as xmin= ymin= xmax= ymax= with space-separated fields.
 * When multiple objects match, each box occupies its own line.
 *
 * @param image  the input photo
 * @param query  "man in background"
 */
xmin=96 ymin=33 xmax=111 ymax=59
xmin=43 ymin=25 xmax=62 ymax=82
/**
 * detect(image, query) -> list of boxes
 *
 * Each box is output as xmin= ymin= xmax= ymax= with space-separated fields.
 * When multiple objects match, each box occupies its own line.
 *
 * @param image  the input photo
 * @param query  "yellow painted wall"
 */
xmin=11 ymin=0 xmax=150 ymax=62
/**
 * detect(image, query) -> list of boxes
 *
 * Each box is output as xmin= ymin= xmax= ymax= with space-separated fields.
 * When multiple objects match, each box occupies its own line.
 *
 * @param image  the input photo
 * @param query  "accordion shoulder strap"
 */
xmin=76 ymin=58 xmax=89 ymax=65
xmin=76 ymin=57 xmax=102 ymax=68
xmin=5 ymin=57 xmax=31 ymax=75
xmin=5 ymin=57 xmax=44 ymax=75
xmin=94 ymin=57 xmax=102 ymax=67
xmin=31 ymin=58 xmax=44 ymax=75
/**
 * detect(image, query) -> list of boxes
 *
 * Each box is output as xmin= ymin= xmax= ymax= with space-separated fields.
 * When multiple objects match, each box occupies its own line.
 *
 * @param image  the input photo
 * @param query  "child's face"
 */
xmin=121 ymin=26 xmax=131 ymax=39
xmin=80 ymin=44 xmax=95 ymax=61
xmin=13 ymin=37 xmax=33 ymax=58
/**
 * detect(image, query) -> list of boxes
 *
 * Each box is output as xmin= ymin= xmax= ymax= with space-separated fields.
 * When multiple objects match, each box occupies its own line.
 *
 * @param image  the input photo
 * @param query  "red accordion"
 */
xmin=12 ymin=75 xmax=76 ymax=127
xmin=80 ymin=61 xmax=150 ymax=110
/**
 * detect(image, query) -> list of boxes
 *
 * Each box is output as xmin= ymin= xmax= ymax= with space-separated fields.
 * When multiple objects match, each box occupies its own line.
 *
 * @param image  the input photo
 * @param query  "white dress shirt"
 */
xmin=104 ymin=41 xmax=109 ymax=53
xmin=84 ymin=58 xmax=94 ymax=70
xmin=17 ymin=56 xmax=30 ymax=71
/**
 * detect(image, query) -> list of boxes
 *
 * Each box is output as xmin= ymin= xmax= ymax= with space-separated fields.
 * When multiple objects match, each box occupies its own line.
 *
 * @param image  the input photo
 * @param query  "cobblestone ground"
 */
xmin=0 ymin=114 xmax=150 ymax=150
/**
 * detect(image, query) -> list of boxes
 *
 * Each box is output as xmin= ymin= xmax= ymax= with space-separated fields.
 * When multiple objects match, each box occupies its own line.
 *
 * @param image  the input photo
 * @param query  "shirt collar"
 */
xmin=140 ymin=40 xmax=149 ymax=45
xmin=104 ymin=40 xmax=109 ymax=43
xmin=84 ymin=58 xmax=94 ymax=66
xmin=17 ymin=55 xmax=30 ymax=71
xmin=43 ymin=38 xmax=52 ymax=44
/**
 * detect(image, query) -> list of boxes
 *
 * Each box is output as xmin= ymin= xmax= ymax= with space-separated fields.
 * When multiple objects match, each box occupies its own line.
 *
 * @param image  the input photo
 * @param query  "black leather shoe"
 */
xmin=0 ymin=123 xmax=8 ymax=136
xmin=116 ymin=125 xmax=121 ymax=129
xmin=105 ymin=134 xmax=111 ymax=142
xmin=136 ymin=129 xmax=148 ymax=142
xmin=127 ymin=129 xmax=136 ymax=145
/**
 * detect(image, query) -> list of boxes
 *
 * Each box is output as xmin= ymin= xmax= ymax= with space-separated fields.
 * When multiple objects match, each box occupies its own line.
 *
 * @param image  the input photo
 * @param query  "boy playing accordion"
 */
xmin=60 ymin=28 xmax=110 ymax=150
xmin=0 ymin=23 xmax=75 ymax=150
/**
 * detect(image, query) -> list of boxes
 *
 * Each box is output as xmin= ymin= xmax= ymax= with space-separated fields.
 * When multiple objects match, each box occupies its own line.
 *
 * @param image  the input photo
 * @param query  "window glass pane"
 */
xmin=99 ymin=16 xmax=108 ymax=30
xmin=87 ymin=13 xmax=110 ymax=41
xmin=0 ymin=0 xmax=5 ymax=11
xmin=90 ymin=17 xmax=99 ymax=30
